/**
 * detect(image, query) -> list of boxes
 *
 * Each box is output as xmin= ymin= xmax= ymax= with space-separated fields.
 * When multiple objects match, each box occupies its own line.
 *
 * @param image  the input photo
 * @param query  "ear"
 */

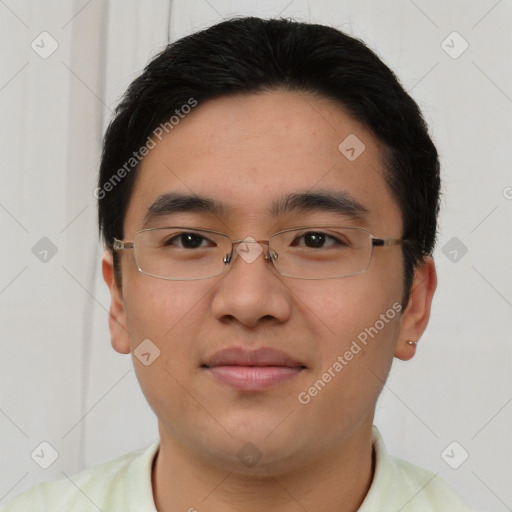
xmin=102 ymin=250 xmax=131 ymax=354
xmin=395 ymin=256 xmax=437 ymax=361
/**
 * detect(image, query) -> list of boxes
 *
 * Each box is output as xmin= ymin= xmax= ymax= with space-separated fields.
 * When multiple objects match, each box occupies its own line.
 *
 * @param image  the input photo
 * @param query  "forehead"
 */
xmin=124 ymin=90 xmax=402 ymax=235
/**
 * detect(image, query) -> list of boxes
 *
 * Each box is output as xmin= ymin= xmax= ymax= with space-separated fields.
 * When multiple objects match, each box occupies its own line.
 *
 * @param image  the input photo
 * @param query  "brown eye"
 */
xmin=291 ymin=232 xmax=346 ymax=249
xmin=163 ymin=232 xmax=211 ymax=249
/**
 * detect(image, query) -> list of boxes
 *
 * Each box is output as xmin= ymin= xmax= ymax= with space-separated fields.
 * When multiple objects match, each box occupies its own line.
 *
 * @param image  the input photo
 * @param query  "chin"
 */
xmin=193 ymin=426 xmax=312 ymax=477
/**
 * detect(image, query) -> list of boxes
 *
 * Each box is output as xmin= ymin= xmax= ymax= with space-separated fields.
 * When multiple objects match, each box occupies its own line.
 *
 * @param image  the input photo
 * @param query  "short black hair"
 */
xmin=98 ymin=16 xmax=440 ymax=308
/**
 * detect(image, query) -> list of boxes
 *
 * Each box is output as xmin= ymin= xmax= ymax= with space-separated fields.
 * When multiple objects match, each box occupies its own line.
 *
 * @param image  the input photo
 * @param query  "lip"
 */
xmin=202 ymin=347 xmax=306 ymax=391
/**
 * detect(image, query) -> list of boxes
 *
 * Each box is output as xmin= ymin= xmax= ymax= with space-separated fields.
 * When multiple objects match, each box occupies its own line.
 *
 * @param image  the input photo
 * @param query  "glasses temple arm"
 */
xmin=113 ymin=238 xmax=134 ymax=251
xmin=372 ymin=238 xmax=411 ymax=247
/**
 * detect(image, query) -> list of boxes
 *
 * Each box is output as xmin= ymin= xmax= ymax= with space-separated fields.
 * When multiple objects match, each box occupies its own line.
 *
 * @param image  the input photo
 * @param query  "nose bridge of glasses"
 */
xmin=231 ymin=238 xmax=270 ymax=248
xmin=224 ymin=238 xmax=274 ymax=265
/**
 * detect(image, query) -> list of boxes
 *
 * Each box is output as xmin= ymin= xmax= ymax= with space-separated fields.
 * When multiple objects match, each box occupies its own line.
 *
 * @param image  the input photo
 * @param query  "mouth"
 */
xmin=202 ymin=346 xmax=307 ymax=391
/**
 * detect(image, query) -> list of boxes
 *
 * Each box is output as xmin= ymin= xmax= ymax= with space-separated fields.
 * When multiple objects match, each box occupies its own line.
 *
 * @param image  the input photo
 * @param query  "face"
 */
xmin=104 ymin=90 xmax=435 ymax=475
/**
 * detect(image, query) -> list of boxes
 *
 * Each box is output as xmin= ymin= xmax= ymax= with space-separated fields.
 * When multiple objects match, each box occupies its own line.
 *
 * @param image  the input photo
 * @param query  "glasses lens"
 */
xmin=134 ymin=228 xmax=232 ymax=280
xmin=270 ymin=227 xmax=372 ymax=279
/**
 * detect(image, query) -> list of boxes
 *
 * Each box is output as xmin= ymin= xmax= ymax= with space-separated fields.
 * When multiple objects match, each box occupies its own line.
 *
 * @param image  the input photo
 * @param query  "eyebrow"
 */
xmin=143 ymin=193 xmax=226 ymax=227
xmin=270 ymin=190 xmax=369 ymax=221
xmin=143 ymin=190 xmax=369 ymax=227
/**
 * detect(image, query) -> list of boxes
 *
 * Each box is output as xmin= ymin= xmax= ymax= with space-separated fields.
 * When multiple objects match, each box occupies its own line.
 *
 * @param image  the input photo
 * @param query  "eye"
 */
xmin=163 ymin=232 xmax=213 ymax=249
xmin=291 ymin=231 xmax=348 ymax=249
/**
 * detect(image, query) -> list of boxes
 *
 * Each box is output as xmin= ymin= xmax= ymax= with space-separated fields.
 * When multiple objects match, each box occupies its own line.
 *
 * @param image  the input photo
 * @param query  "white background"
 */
xmin=0 ymin=0 xmax=511 ymax=510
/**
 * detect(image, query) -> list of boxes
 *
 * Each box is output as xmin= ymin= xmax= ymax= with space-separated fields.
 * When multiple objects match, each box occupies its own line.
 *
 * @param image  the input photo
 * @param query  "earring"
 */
xmin=407 ymin=340 xmax=417 ymax=346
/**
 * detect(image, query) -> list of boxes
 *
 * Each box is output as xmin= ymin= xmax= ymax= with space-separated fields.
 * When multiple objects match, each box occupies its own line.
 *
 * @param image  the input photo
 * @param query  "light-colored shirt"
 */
xmin=1 ymin=426 xmax=472 ymax=511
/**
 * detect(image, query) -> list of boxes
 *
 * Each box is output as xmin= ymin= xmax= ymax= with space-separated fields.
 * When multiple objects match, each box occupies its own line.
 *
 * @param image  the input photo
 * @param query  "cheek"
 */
xmin=122 ymin=276 xmax=211 ymax=426
xmin=289 ymin=266 xmax=402 ymax=346
xmin=292 ymin=278 xmax=402 ymax=432
xmin=123 ymin=272 xmax=207 ymax=340
xmin=122 ymin=275 xmax=207 ymax=389
xmin=291 ymin=268 xmax=404 ymax=413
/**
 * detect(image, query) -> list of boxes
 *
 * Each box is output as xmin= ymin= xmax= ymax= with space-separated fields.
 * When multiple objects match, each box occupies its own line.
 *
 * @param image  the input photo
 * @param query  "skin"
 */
xmin=102 ymin=90 xmax=437 ymax=512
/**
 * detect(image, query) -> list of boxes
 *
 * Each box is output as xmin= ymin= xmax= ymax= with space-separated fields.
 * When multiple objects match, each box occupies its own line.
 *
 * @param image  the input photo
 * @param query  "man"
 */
xmin=2 ymin=16 xmax=472 ymax=512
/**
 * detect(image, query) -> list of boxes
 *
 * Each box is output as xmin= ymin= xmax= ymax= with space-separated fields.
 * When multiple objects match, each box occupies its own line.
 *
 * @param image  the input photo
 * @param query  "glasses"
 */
xmin=113 ymin=226 xmax=408 ymax=281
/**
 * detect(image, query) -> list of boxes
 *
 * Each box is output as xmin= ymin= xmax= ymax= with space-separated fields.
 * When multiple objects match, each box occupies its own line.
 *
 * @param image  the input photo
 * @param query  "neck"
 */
xmin=152 ymin=422 xmax=375 ymax=512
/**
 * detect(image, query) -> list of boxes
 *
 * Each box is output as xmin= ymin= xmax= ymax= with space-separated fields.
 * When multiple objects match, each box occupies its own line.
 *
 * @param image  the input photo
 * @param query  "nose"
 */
xmin=210 ymin=239 xmax=292 ymax=328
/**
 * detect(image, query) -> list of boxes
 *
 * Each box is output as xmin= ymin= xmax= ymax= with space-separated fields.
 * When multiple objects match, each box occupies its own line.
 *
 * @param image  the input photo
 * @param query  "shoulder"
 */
xmin=392 ymin=456 xmax=473 ymax=511
xmin=0 ymin=441 xmax=159 ymax=512
xmin=359 ymin=426 xmax=474 ymax=512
